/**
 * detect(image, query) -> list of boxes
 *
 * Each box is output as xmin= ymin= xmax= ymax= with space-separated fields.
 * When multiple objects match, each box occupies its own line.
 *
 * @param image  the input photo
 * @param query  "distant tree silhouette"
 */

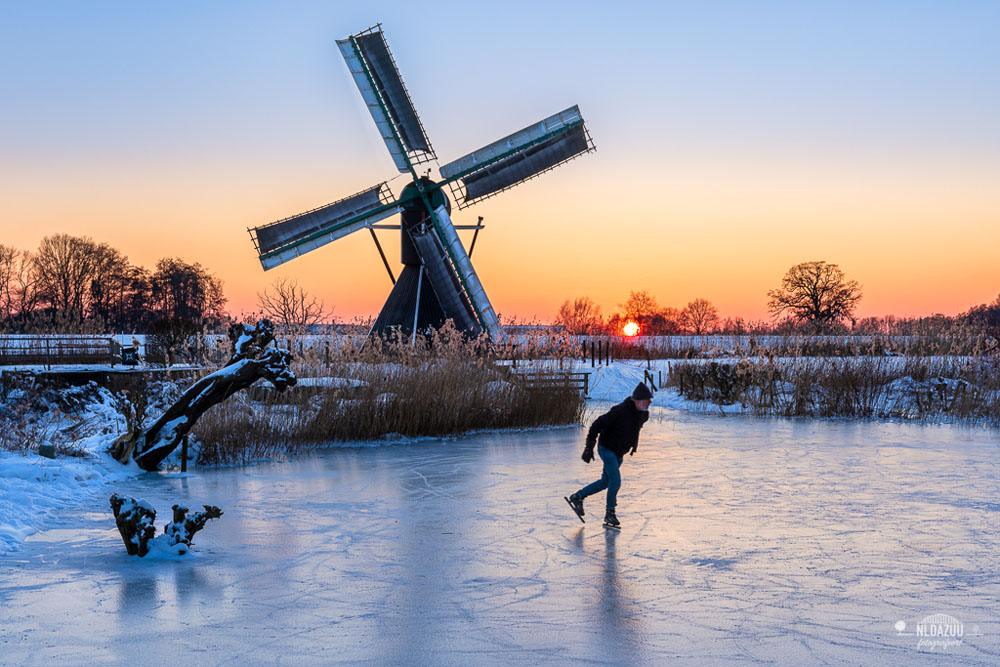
xmin=680 ymin=298 xmax=719 ymax=334
xmin=150 ymin=258 xmax=227 ymax=328
xmin=966 ymin=294 xmax=1000 ymax=335
xmin=553 ymin=297 xmax=603 ymax=334
xmin=767 ymin=261 xmax=862 ymax=333
xmin=32 ymin=234 xmax=102 ymax=319
xmin=257 ymin=278 xmax=328 ymax=336
xmin=614 ymin=290 xmax=682 ymax=335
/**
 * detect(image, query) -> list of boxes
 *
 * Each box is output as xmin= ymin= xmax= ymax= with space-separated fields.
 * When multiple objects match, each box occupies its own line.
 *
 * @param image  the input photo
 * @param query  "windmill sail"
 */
xmin=406 ymin=227 xmax=480 ymax=334
xmin=250 ymin=184 xmax=399 ymax=270
xmin=439 ymin=106 xmax=594 ymax=208
xmin=429 ymin=206 xmax=502 ymax=339
xmin=337 ymin=28 xmax=434 ymax=172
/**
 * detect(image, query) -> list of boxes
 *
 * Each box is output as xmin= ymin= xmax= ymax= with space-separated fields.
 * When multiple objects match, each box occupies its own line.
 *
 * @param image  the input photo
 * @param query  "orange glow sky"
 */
xmin=1 ymin=3 xmax=997 ymax=324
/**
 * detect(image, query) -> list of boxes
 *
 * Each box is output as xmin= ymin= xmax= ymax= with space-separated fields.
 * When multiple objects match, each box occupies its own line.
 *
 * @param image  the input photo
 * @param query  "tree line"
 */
xmin=555 ymin=260 xmax=1000 ymax=337
xmin=0 ymin=234 xmax=226 ymax=334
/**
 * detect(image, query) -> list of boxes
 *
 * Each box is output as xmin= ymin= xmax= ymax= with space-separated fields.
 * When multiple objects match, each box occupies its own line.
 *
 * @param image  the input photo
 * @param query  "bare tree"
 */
xmin=12 ymin=248 xmax=39 ymax=317
xmin=680 ymin=298 xmax=719 ymax=334
xmin=0 ymin=244 xmax=17 ymax=321
xmin=33 ymin=234 xmax=101 ymax=318
xmin=150 ymin=257 xmax=227 ymax=327
xmin=88 ymin=243 xmax=144 ymax=330
xmin=767 ymin=261 xmax=862 ymax=333
xmin=621 ymin=290 xmax=659 ymax=322
xmin=553 ymin=297 xmax=603 ymax=334
xmin=615 ymin=290 xmax=683 ymax=335
xmin=257 ymin=278 xmax=328 ymax=336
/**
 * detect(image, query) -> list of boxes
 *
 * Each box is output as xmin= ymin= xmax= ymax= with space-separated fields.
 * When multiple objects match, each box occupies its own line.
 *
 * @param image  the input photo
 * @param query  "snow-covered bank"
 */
xmin=0 ymin=382 xmax=143 ymax=553
xmin=0 ymin=453 xmax=135 ymax=553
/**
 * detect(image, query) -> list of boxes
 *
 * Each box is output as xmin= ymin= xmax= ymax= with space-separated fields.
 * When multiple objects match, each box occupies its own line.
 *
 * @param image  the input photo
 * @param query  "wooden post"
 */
xmin=181 ymin=435 xmax=188 ymax=473
xmin=590 ymin=342 xmax=595 ymax=368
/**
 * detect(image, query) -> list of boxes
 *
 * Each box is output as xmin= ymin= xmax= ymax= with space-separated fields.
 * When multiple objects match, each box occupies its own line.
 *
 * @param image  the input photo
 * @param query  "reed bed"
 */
xmin=606 ymin=331 xmax=999 ymax=360
xmin=191 ymin=323 xmax=585 ymax=465
xmin=668 ymin=354 xmax=1000 ymax=424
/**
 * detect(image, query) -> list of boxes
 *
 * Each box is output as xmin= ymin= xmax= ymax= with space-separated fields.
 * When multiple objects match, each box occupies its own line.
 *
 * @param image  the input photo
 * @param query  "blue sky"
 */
xmin=2 ymin=1 xmax=998 ymax=319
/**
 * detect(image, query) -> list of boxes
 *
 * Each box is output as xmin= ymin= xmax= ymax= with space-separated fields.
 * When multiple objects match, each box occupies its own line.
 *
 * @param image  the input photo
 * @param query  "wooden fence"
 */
xmin=509 ymin=369 xmax=591 ymax=397
xmin=0 ymin=336 xmax=120 ymax=369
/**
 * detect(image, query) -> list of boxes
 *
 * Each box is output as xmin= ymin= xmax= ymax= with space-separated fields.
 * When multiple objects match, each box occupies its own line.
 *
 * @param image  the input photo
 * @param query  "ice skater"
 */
xmin=565 ymin=382 xmax=652 ymax=529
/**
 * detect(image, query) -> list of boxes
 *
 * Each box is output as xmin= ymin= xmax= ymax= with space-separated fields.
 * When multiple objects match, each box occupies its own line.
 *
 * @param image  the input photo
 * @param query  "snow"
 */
xmin=2 ymin=362 xmax=999 ymax=663
xmin=0 ymin=452 xmax=135 ymax=553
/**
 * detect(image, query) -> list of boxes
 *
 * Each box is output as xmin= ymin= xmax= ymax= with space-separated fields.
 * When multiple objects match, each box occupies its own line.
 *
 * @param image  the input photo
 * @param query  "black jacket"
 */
xmin=585 ymin=397 xmax=649 ymax=457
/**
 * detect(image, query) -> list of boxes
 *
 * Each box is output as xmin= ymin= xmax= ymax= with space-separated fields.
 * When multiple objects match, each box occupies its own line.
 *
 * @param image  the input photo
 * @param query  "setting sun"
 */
xmin=623 ymin=321 xmax=640 ymax=337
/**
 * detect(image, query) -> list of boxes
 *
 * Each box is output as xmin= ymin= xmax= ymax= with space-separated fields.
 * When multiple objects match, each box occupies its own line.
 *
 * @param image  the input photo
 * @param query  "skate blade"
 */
xmin=602 ymin=522 xmax=621 ymax=530
xmin=564 ymin=497 xmax=585 ymax=523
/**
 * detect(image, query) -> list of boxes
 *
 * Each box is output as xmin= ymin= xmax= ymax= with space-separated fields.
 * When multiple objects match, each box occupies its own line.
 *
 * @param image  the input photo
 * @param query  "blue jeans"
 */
xmin=578 ymin=445 xmax=623 ymax=510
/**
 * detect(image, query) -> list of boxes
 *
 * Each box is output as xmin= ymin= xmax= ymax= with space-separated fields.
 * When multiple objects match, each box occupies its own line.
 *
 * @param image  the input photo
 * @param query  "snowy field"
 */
xmin=2 ymin=402 xmax=998 ymax=665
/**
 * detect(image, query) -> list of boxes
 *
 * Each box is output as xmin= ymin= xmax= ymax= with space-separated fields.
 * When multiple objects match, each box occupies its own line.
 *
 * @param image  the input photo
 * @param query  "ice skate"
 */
xmin=564 ymin=494 xmax=585 ymax=523
xmin=603 ymin=509 xmax=621 ymax=530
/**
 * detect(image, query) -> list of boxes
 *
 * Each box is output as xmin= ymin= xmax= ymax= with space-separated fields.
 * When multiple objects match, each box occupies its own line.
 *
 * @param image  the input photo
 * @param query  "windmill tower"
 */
xmin=248 ymin=24 xmax=595 ymax=340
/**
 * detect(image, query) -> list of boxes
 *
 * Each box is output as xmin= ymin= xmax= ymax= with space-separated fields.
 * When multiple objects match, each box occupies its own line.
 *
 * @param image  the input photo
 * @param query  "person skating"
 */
xmin=566 ymin=382 xmax=652 ymax=529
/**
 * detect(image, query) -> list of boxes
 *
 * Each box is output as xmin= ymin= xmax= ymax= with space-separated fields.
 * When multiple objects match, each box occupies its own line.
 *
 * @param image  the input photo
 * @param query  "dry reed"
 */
xmin=191 ymin=322 xmax=585 ymax=465
xmin=668 ymin=353 xmax=1000 ymax=424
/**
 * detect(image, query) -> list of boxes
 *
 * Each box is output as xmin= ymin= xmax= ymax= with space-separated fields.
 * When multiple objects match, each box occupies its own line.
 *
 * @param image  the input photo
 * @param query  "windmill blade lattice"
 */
xmin=249 ymin=184 xmax=399 ymax=270
xmin=439 ymin=106 xmax=595 ymax=209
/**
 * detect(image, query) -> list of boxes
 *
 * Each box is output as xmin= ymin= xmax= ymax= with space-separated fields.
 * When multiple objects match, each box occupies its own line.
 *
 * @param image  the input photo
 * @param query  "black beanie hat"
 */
xmin=632 ymin=382 xmax=653 ymax=401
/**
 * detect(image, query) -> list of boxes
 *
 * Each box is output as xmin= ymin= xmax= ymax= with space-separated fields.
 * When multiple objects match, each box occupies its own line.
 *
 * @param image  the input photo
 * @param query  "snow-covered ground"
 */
xmin=2 ymin=386 xmax=998 ymax=664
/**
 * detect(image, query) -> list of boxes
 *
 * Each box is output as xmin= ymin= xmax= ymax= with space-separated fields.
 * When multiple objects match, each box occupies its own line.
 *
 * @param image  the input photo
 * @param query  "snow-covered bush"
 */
xmin=668 ymin=354 xmax=1000 ymax=423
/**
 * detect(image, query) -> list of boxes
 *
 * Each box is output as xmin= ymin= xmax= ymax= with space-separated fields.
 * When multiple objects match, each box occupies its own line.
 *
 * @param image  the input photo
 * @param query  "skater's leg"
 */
xmin=603 ymin=451 xmax=624 ymax=510
xmin=577 ymin=445 xmax=614 ymax=499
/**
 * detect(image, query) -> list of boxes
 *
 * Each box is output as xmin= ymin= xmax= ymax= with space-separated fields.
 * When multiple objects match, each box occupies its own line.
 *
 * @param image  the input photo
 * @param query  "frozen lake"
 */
xmin=2 ymin=406 xmax=998 ymax=665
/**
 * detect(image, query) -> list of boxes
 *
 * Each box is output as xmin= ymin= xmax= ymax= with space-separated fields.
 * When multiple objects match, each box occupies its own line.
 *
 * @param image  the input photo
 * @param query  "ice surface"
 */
xmin=2 ymin=408 xmax=998 ymax=665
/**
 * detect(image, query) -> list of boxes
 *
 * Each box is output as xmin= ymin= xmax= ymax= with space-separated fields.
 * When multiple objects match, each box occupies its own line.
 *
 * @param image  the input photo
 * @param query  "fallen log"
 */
xmin=109 ymin=319 xmax=296 ymax=471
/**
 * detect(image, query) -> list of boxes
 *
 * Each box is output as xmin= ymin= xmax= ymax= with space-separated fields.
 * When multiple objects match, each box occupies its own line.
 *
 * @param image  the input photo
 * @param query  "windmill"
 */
xmin=248 ymin=24 xmax=595 ymax=341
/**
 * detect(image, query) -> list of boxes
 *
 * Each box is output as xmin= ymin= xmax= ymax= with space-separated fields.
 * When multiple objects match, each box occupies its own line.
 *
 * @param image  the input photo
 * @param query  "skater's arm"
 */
xmin=629 ymin=410 xmax=649 ymax=455
xmin=585 ymin=408 xmax=617 ymax=447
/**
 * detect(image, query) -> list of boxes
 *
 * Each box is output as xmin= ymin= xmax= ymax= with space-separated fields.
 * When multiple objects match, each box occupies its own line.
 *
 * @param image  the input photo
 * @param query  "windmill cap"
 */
xmin=632 ymin=383 xmax=653 ymax=401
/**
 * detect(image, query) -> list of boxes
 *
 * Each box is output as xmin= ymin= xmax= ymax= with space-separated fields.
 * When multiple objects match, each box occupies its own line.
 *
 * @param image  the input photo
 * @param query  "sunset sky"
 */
xmin=1 ymin=1 xmax=997 ymax=323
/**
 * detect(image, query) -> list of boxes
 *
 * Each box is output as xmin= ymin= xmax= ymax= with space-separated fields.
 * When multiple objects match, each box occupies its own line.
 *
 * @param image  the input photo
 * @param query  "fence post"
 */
xmin=590 ymin=342 xmax=595 ymax=368
xmin=181 ymin=435 xmax=188 ymax=473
